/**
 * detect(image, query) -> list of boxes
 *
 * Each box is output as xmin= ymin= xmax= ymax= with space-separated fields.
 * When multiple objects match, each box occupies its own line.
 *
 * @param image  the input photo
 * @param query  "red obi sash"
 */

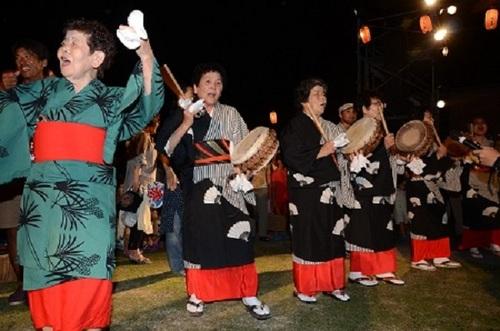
xmin=194 ymin=139 xmax=231 ymax=165
xmin=33 ymin=121 xmax=106 ymax=164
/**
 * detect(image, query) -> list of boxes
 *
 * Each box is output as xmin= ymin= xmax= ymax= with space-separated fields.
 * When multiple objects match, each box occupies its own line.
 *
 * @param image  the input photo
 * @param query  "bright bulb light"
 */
xmin=434 ymin=28 xmax=448 ymax=41
xmin=424 ymin=0 xmax=437 ymax=6
xmin=442 ymin=46 xmax=449 ymax=56
xmin=447 ymin=5 xmax=457 ymax=15
xmin=437 ymin=100 xmax=446 ymax=108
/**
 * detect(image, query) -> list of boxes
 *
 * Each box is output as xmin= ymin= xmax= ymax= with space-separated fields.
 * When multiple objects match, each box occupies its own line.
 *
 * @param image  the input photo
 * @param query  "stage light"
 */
xmin=424 ymin=0 xmax=437 ymax=7
xmin=420 ymin=15 xmax=433 ymax=33
xmin=447 ymin=5 xmax=457 ymax=15
xmin=359 ymin=25 xmax=371 ymax=44
xmin=437 ymin=100 xmax=446 ymax=108
xmin=433 ymin=28 xmax=448 ymax=41
xmin=269 ymin=111 xmax=278 ymax=124
xmin=485 ymin=8 xmax=498 ymax=30
xmin=441 ymin=46 xmax=449 ymax=56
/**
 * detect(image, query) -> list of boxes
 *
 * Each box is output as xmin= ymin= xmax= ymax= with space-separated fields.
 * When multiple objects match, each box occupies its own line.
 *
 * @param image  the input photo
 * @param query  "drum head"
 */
xmin=232 ymin=126 xmax=279 ymax=175
xmin=232 ymin=127 xmax=269 ymax=165
xmin=395 ymin=120 xmax=433 ymax=156
xmin=342 ymin=117 xmax=382 ymax=155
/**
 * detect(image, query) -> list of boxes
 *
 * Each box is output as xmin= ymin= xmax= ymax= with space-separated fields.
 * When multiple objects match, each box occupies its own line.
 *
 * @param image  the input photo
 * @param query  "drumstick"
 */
xmin=304 ymin=103 xmax=328 ymax=140
xmin=379 ymin=109 xmax=389 ymax=135
xmin=160 ymin=64 xmax=184 ymax=98
xmin=304 ymin=103 xmax=339 ymax=168
xmin=430 ymin=123 xmax=442 ymax=146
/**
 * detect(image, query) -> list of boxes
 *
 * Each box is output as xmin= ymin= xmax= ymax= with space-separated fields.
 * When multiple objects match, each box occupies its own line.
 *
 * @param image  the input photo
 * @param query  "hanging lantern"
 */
xmin=269 ymin=111 xmax=278 ymax=124
xmin=485 ymin=8 xmax=498 ymax=30
xmin=419 ymin=15 xmax=433 ymax=34
xmin=359 ymin=25 xmax=371 ymax=44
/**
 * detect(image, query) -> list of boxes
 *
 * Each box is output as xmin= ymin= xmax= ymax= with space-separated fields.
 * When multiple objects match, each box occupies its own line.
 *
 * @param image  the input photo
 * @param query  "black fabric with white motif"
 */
xmin=281 ymin=112 xmax=344 ymax=262
xmin=406 ymin=153 xmax=454 ymax=240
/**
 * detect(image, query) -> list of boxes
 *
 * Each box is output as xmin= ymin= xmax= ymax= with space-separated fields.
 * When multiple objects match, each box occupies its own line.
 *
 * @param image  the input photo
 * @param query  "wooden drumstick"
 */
xmin=430 ymin=123 xmax=442 ymax=146
xmin=305 ymin=103 xmax=328 ymax=141
xmin=160 ymin=64 xmax=184 ymax=98
xmin=304 ymin=103 xmax=339 ymax=168
xmin=379 ymin=108 xmax=389 ymax=135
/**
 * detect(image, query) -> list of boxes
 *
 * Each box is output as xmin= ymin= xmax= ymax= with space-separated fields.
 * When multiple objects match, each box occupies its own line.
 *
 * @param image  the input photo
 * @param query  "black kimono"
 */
xmin=281 ymin=112 xmax=346 ymax=295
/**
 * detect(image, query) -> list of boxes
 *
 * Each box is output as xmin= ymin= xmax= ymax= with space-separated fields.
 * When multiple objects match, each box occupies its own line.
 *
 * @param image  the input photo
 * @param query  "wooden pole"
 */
xmin=379 ymin=108 xmax=389 ymax=135
xmin=304 ymin=103 xmax=339 ymax=168
xmin=160 ymin=64 xmax=184 ymax=98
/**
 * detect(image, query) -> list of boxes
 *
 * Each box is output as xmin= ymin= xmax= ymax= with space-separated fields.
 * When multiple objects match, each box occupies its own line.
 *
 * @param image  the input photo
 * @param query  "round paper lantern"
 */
xmin=419 ymin=15 xmax=433 ymax=34
xmin=485 ymin=8 xmax=498 ymax=30
xmin=359 ymin=25 xmax=371 ymax=44
xmin=269 ymin=111 xmax=278 ymax=124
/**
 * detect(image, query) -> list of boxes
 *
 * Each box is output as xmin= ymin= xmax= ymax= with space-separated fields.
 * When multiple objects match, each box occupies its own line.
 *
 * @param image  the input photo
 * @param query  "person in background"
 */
xmin=121 ymin=116 xmax=160 ymax=264
xmin=460 ymin=117 xmax=499 ymax=258
xmin=158 ymin=153 xmax=185 ymax=275
xmin=252 ymin=164 xmax=271 ymax=241
xmin=269 ymin=154 xmax=288 ymax=216
xmin=0 ymin=13 xmax=164 ymax=330
xmin=155 ymin=85 xmax=195 ymax=276
xmin=335 ymin=102 xmax=357 ymax=133
xmin=0 ymin=38 xmax=51 ymax=306
xmin=280 ymin=78 xmax=349 ymax=303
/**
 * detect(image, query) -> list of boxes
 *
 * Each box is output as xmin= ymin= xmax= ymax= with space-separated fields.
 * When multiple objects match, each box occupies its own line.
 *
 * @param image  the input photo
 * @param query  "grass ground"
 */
xmin=1 ymin=237 xmax=499 ymax=331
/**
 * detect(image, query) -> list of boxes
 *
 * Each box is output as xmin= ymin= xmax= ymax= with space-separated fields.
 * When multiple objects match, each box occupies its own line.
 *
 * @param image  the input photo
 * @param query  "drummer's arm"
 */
xmin=165 ymin=109 xmax=194 ymax=155
xmin=384 ymin=133 xmax=395 ymax=150
xmin=472 ymin=147 xmax=500 ymax=168
xmin=317 ymin=141 xmax=335 ymax=159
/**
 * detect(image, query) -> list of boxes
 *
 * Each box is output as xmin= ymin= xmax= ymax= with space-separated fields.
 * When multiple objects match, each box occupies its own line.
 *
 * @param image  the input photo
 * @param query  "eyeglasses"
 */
xmin=370 ymin=101 xmax=387 ymax=109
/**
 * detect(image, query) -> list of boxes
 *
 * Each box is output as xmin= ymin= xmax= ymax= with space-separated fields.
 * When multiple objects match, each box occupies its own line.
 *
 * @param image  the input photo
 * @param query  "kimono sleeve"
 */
xmin=280 ymin=117 xmax=338 ymax=184
xmin=230 ymin=107 xmax=249 ymax=145
xmin=116 ymin=59 xmax=165 ymax=141
xmin=0 ymin=78 xmax=58 ymax=184
xmin=102 ymin=59 xmax=165 ymax=164
xmin=155 ymin=107 xmax=194 ymax=178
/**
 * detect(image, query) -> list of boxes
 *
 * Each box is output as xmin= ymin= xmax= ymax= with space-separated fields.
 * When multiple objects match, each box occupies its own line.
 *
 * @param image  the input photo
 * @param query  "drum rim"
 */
xmin=231 ymin=127 xmax=279 ymax=175
xmin=395 ymin=120 xmax=434 ymax=156
xmin=231 ymin=126 xmax=270 ymax=165
xmin=341 ymin=117 xmax=383 ymax=155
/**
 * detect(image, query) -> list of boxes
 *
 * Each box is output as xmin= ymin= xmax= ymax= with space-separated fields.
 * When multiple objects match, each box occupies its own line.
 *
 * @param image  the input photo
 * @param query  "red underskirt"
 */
xmin=411 ymin=237 xmax=450 ymax=262
xmin=459 ymin=229 xmax=500 ymax=249
xmin=293 ymin=257 xmax=345 ymax=296
xmin=186 ymin=263 xmax=258 ymax=302
xmin=349 ymin=248 xmax=396 ymax=275
xmin=28 ymin=279 xmax=112 ymax=331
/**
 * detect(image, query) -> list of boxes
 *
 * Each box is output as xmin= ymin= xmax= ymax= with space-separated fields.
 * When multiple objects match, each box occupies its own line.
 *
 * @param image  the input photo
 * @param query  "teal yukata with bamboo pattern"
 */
xmin=0 ymin=60 xmax=164 ymax=290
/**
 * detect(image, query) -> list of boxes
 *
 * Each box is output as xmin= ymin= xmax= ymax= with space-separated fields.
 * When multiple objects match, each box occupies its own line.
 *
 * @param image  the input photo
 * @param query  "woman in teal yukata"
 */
xmin=0 ymin=12 xmax=164 ymax=330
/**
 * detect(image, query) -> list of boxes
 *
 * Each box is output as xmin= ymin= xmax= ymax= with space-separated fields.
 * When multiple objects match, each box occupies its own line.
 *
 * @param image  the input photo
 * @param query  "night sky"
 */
xmin=1 ymin=0 xmax=499 ymax=134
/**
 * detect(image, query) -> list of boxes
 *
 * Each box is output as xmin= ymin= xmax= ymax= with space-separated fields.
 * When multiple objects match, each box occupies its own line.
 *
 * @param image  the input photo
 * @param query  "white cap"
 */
xmin=338 ymin=102 xmax=354 ymax=116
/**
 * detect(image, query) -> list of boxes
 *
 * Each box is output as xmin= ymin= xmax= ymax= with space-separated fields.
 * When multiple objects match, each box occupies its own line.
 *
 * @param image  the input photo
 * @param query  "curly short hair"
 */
xmin=63 ymin=18 xmax=116 ymax=78
xmin=11 ymin=39 xmax=49 ymax=61
xmin=294 ymin=78 xmax=327 ymax=110
xmin=192 ymin=62 xmax=227 ymax=87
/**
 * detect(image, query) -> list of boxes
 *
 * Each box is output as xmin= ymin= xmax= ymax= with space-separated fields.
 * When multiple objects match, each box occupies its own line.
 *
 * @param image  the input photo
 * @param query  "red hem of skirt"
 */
xmin=28 ymin=278 xmax=112 ymax=331
xmin=293 ymin=257 xmax=345 ymax=296
xmin=459 ymin=229 xmax=500 ymax=249
xmin=186 ymin=263 xmax=258 ymax=302
xmin=411 ymin=237 xmax=450 ymax=261
xmin=349 ymin=248 xmax=397 ymax=275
